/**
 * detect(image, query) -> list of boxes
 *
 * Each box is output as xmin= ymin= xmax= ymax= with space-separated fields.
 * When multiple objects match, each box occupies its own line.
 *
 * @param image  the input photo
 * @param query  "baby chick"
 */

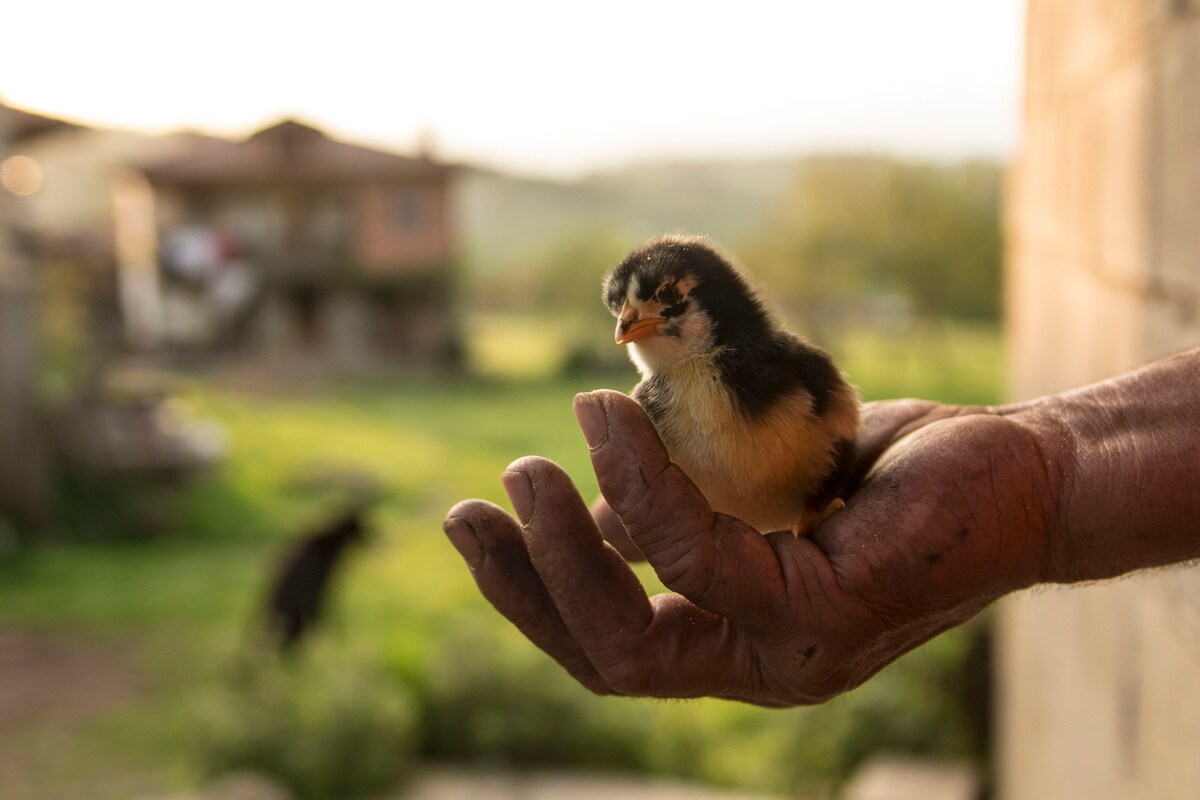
xmin=603 ymin=235 xmax=860 ymax=535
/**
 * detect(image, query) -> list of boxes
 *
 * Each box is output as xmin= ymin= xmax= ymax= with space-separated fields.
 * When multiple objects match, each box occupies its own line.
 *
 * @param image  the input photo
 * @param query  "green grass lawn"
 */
xmin=0 ymin=321 xmax=1003 ymax=799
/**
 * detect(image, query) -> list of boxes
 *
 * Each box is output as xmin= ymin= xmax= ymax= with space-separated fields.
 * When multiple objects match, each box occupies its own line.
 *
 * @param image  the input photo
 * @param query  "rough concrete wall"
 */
xmin=1000 ymin=2 xmax=1200 ymax=798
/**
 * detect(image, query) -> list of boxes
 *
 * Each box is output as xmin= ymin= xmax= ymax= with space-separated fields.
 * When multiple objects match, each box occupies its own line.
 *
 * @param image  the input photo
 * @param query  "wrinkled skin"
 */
xmin=443 ymin=391 xmax=1059 ymax=706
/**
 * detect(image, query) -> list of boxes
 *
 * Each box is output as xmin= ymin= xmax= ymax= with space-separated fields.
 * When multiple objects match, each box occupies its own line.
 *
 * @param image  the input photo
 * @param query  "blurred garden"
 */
xmin=1 ymin=154 xmax=1004 ymax=800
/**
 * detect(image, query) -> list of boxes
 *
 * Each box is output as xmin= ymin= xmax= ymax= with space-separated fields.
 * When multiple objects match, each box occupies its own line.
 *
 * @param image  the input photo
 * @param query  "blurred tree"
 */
xmin=880 ymin=160 xmax=1002 ymax=320
xmin=526 ymin=229 xmax=630 ymax=316
xmin=471 ymin=227 xmax=629 ymax=316
xmin=747 ymin=156 xmax=1002 ymax=334
xmin=526 ymin=229 xmax=636 ymax=376
xmin=471 ymin=227 xmax=635 ymax=375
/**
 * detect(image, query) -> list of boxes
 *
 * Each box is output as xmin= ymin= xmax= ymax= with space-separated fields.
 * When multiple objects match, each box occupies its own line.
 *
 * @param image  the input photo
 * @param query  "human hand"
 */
xmin=443 ymin=390 xmax=1058 ymax=705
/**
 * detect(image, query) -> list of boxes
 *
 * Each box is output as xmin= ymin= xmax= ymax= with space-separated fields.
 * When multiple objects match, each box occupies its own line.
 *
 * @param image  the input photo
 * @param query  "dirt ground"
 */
xmin=0 ymin=626 xmax=156 ymax=800
xmin=0 ymin=627 xmax=144 ymax=726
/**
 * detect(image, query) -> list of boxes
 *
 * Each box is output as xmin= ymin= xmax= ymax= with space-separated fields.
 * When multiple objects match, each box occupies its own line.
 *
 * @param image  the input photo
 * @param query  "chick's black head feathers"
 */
xmin=603 ymin=235 xmax=772 ymax=346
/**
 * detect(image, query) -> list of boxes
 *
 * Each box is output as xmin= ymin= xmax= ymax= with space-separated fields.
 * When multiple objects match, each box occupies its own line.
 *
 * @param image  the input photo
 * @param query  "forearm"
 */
xmin=1010 ymin=347 xmax=1200 ymax=583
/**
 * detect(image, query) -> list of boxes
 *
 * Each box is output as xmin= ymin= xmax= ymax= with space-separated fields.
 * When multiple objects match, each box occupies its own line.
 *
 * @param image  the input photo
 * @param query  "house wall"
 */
xmin=355 ymin=179 xmax=449 ymax=272
xmin=1000 ymin=2 xmax=1200 ymax=798
xmin=162 ymin=179 xmax=450 ymax=278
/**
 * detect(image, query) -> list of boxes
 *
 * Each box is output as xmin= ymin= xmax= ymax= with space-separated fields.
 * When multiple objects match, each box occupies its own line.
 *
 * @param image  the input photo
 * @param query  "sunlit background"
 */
xmin=1 ymin=3 xmax=1023 ymax=800
xmin=2 ymin=1 xmax=1023 ymax=176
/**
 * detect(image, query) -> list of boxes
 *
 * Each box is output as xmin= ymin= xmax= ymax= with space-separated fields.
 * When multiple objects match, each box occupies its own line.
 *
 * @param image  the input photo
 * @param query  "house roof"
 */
xmin=1 ymin=102 xmax=80 ymax=143
xmin=141 ymin=119 xmax=447 ymax=186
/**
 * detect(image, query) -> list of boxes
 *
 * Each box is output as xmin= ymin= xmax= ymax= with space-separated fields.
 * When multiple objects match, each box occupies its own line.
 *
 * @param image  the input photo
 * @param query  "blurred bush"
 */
xmin=412 ymin=616 xmax=984 ymax=795
xmin=36 ymin=258 xmax=105 ymax=403
xmin=420 ymin=625 xmax=650 ymax=770
xmin=198 ymin=647 xmax=418 ymax=800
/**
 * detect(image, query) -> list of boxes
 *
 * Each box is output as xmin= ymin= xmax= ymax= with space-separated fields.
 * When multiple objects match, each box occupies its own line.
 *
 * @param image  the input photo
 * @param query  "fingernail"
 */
xmin=501 ymin=469 xmax=534 ymax=525
xmin=443 ymin=517 xmax=483 ymax=568
xmin=574 ymin=393 xmax=608 ymax=448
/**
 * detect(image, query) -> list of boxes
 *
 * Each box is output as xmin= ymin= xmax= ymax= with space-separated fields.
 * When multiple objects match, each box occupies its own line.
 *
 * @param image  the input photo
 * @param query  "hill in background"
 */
xmin=454 ymin=158 xmax=799 ymax=279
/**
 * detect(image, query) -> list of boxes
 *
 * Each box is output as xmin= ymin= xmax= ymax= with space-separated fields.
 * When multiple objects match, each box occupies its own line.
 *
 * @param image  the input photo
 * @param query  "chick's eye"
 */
xmin=657 ymin=282 xmax=681 ymax=305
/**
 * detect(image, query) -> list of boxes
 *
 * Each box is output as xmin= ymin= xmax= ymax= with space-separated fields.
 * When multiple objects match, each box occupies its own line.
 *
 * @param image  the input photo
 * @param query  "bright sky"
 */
xmin=2 ymin=1 xmax=1025 ymax=177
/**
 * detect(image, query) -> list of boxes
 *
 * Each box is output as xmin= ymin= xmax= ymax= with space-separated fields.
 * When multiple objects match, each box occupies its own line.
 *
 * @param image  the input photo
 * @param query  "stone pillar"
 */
xmin=112 ymin=169 xmax=164 ymax=350
xmin=1000 ymin=2 xmax=1200 ymax=798
xmin=326 ymin=289 xmax=373 ymax=369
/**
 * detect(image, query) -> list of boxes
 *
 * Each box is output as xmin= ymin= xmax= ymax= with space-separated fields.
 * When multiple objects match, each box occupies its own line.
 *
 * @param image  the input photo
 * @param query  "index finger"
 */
xmin=574 ymin=390 xmax=791 ymax=634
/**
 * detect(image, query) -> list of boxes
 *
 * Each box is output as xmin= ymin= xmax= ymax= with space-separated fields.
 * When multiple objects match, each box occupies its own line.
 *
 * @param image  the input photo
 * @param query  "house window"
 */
xmin=390 ymin=189 xmax=426 ymax=231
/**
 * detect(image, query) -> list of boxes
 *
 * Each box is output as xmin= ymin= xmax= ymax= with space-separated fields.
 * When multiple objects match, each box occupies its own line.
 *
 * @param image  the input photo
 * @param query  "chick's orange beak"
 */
xmin=615 ymin=301 xmax=665 ymax=345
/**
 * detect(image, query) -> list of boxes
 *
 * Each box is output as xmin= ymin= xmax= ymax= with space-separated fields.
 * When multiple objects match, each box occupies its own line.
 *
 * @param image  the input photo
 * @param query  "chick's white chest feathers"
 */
xmin=632 ymin=350 xmax=854 ymax=533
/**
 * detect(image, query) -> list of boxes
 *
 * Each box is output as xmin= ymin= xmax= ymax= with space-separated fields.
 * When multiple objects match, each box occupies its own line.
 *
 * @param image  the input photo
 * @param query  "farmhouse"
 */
xmin=139 ymin=119 xmax=458 ymax=365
